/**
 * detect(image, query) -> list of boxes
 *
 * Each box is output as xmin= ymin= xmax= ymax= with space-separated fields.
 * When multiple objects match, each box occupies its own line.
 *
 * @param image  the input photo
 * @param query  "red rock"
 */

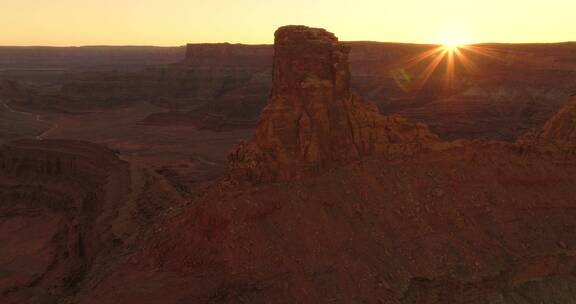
xmin=532 ymin=95 xmax=576 ymax=145
xmin=516 ymin=95 xmax=576 ymax=160
xmin=66 ymin=27 xmax=576 ymax=304
xmin=228 ymin=26 xmax=439 ymax=183
xmin=5 ymin=26 xmax=576 ymax=304
xmin=0 ymin=139 xmax=182 ymax=303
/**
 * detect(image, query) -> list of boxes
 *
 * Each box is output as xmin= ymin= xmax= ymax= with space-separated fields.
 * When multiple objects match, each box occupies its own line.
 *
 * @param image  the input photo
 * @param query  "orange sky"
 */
xmin=1 ymin=0 xmax=575 ymax=46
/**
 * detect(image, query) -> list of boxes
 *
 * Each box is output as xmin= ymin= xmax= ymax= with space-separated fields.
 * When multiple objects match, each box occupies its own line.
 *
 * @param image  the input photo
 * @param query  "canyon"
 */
xmin=3 ymin=41 xmax=576 ymax=140
xmin=1 ymin=25 xmax=576 ymax=303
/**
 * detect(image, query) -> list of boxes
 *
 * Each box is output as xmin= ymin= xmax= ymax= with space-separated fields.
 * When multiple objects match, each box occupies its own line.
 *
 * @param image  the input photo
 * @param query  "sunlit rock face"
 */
xmin=228 ymin=26 xmax=438 ymax=183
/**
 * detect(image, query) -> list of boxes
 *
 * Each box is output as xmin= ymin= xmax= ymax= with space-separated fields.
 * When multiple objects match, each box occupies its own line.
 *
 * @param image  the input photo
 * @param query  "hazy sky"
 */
xmin=2 ymin=0 xmax=575 ymax=46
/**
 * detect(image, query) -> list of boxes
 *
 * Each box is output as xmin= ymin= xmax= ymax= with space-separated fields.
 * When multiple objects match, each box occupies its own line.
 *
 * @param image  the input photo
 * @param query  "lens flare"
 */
xmin=390 ymin=34 xmax=503 ymax=94
xmin=387 ymin=29 xmax=515 ymax=94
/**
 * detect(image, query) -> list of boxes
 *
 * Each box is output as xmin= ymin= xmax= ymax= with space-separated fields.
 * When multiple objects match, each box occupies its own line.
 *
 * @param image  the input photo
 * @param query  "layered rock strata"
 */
xmin=229 ymin=26 xmax=438 ymax=182
xmin=0 ymin=139 xmax=181 ymax=303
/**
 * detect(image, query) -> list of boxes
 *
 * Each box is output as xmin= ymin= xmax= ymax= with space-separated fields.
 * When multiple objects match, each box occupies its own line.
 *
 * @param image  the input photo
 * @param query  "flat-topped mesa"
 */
xmin=183 ymin=43 xmax=272 ymax=67
xmin=228 ymin=25 xmax=439 ymax=183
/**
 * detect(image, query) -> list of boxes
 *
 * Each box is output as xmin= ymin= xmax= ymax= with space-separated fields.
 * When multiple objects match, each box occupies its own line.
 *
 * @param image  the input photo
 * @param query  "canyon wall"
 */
xmin=0 ymin=139 xmax=182 ymax=303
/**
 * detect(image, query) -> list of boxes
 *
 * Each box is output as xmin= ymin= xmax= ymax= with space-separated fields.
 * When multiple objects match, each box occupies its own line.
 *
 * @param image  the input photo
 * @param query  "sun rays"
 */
xmin=392 ymin=41 xmax=499 ymax=94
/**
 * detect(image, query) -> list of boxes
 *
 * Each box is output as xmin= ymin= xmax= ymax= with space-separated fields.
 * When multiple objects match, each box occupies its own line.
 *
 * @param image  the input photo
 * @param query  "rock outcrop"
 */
xmin=229 ymin=26 xmax=438 ymax=182
xmin=516 ymin=95 xmax=576 ymax=160
xmin=528 ymin=95 xmax=576 ymax=145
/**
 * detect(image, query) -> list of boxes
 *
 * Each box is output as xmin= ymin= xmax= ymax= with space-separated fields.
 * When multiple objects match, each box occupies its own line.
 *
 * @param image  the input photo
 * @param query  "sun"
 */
xmin=395 ymin=32 xmax=487 ymax=92
xmin=440 ymin=37 xmax=469 ymax=51
xmin=443 ymin=41 xmax=462 ymax=51
xmin=435 ymin=32 xmax=471 ymax=51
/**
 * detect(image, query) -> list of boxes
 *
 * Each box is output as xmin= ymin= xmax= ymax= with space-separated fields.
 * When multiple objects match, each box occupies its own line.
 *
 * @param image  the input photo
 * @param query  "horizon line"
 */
xmin=1 ymin=40 xmax=575 ymax=48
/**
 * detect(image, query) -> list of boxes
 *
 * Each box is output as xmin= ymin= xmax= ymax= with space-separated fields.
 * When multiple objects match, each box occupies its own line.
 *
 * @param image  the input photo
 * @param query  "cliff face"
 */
xmin=0 ymin=140 xmax=181 ymax=303
xmin=229 ymin=26 xmax=438 ymax=182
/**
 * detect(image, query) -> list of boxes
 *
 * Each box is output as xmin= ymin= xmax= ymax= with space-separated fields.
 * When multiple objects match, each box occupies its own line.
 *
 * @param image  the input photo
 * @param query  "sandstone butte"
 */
xmin=4 ymin=25 xmax=576 ymax=303
xmin=228 ymin=26 xmax=439 ymax=183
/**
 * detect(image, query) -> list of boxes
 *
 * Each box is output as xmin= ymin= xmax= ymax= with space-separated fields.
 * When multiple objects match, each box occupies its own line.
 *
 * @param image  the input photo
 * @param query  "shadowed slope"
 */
xmin=0 ymin=139 xmax=182 ymax=303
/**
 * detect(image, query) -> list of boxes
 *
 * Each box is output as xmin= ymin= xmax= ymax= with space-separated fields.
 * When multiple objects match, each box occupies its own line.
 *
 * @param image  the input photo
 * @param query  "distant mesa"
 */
xmin=183 ymin=42 xmax=272 ymax=67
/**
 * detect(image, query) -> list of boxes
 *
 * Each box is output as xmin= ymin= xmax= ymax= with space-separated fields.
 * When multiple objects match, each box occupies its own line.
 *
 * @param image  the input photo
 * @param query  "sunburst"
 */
xmin=391 ymin=36 xmax=498 ymax=93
